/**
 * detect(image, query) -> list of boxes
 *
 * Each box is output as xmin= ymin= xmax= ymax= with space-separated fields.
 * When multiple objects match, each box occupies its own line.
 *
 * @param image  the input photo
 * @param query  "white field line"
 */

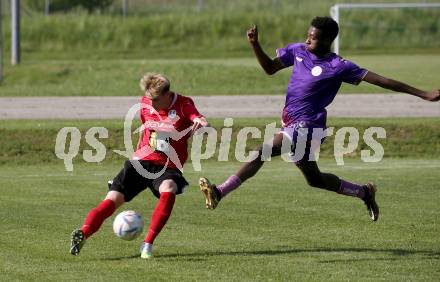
xmin=199 ymin=161 xmax=440 ymax=171
xmin=1 ymin=160 xmax=439 ymax=178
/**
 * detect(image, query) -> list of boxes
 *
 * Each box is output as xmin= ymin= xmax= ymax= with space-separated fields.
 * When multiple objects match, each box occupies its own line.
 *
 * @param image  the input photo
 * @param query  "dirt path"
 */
xmin=0 ymin=94 xmax=438 ymax=119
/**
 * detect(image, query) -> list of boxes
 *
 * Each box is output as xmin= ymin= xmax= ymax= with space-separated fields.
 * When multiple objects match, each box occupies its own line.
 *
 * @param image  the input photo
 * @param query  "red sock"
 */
xmin=144 ymin=192 xmax=176 ymax=244
xmin=81 ymin=199 xmax=116 ymax=238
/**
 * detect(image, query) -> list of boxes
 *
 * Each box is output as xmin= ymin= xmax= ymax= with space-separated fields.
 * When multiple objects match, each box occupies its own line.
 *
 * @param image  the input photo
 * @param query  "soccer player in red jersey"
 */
xmin=70 ymin=73 xmax=209 ymax=259
xmin=200 ymin=17 xmax=440 ymax=221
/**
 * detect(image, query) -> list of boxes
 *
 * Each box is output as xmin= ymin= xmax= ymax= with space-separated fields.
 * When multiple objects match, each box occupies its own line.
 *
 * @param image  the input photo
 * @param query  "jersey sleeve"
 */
xmin=140 ymin=96 xmax=148 ymax=124
xmin=276 ymin=43 xmax=298 ymax=67
xmin=339 ymin=60 xmax=368 ymax=85
xmin=181 ymin=98 xmax=202 ymax=121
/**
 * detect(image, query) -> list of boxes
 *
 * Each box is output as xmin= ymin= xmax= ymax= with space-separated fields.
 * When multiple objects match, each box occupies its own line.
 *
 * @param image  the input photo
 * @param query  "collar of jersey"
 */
xmin=303 ymin=45 xmax=335 ymax=62
xmin=168 ymin=92 xmax=178 ymax=109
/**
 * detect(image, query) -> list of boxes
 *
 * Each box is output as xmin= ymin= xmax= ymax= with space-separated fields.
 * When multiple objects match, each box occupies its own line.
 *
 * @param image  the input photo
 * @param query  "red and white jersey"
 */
xmin=133 ymin=93 xmax=202 ymax=169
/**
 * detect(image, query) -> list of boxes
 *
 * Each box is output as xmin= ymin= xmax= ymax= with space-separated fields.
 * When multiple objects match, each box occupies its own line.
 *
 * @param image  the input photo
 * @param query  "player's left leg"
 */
xmin=295 ymin=161 xmax=341 ymax=192
xmin=200 ymin=132 xmax=286 ymax=209
xmin=296 ymin=161 xmax=379 ymax=221
xmin=70 ymin=191 xmax=125 ymax=256
xmin=82 ymin=191 xmax=125 ymax=237
xmin=141 ymin=179 xmax=177 ymax=259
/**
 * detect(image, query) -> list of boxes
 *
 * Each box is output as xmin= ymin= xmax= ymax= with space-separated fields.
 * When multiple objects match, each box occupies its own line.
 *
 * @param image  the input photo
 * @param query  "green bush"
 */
xmin=3 ymin=1 xmax=440 ymax=54
xmin=0 ymin=118 xmax=438 ymax=165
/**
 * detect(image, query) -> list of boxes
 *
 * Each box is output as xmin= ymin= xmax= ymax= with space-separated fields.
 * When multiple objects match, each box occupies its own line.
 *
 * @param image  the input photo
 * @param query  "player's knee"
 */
xmin=304 ymin=175 xmax=326 ymax=189
xmin=248 ymin=145 xmax=265 ymax=163
xmin=104 ymin=191 xmax=125 ymax=208
xmin=159 ymin=179 xmax=178 ymax=194
xmin=258 ymin=143 xmax=281 ymax=160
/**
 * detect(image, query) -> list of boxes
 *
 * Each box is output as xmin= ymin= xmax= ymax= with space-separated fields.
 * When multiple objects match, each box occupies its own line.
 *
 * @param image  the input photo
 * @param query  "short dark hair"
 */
xmin=311 ymin=16 xmax=339 ymax=42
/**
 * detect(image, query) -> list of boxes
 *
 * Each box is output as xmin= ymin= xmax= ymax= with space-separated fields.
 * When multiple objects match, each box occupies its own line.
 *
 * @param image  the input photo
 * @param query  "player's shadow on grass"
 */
xmin=156 ymin=247 xmax=440 ymax=261
xmin=104 ymin=254 xmax=141 ymax=260
xmin=102 ymin=247 xmax=440 ymax=261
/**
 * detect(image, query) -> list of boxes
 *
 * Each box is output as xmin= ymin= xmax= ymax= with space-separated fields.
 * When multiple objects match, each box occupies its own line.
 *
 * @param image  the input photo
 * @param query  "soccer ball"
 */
xmin=113 ymin=210 xmax=144 ymax=241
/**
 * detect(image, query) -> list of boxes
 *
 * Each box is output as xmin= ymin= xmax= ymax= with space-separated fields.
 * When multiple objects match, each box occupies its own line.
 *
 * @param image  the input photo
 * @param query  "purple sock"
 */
xmin=338 ymin=179 xmax=365 ymax=199
xmin=217 ymin=175 xmax=242 ymax=198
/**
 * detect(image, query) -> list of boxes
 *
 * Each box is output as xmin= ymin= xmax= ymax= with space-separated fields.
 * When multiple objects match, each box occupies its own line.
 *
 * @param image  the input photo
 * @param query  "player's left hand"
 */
xmin=192 ymin=117 xmax=209 ymax=134
xmin=247 ymin=25 xmax=258 ymax=45
xmin=423 ymin=90 xmax=440 ymax=102
xmin=280 ymin=119 xmax=286 ymax=128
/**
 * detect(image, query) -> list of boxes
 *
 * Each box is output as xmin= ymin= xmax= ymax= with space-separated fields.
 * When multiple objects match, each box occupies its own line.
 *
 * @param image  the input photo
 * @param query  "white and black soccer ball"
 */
xmin=113 ymin=210 xmax=144 ymax=241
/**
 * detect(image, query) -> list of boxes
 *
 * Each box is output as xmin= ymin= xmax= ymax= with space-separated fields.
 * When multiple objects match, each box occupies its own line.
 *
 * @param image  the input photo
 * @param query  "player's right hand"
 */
xmin=423 ymin=90 xmax=440 ymax=101
xmin=247 ymin=25 xmax=258 ymax=44
xmin=191 ymin=117 xmax=209 ymax=135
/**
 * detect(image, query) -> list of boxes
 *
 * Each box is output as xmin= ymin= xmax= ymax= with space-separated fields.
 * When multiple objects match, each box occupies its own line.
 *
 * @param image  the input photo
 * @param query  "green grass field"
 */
xmin=1 ymin=159 xmax=439 ymax=281
xmin=1 ymin=54 xmax=439 ymax=96
xmin=1 ymin=2 xmax=438 ymax=279
xmin=0 ymin=118 xmax=439 ymax=280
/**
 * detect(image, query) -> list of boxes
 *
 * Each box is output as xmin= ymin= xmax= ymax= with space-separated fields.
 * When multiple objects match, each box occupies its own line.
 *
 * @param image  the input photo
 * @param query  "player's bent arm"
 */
xmin=362 ymin=71 xmax=440 ymax=102
xmin=250 ymin=41 xmax=286 ymax=75
xmin=247 ymin=25 xmax=285 ymax=75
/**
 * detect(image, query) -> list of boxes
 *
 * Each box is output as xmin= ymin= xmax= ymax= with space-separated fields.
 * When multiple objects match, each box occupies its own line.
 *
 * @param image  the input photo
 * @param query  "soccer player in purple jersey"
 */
xmin=199 ymin=17 xmax=440 ymax=221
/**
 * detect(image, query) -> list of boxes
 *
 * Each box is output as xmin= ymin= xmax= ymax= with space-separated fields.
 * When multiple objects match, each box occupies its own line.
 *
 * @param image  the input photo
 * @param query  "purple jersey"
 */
xmin=277 ymin=43 xmax=368 ymax=127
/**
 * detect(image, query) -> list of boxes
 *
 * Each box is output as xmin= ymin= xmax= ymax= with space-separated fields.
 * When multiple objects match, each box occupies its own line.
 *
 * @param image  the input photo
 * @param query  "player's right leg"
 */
xmin=296 ymin=161 xmax=379 ymax=221
xmin=363 ymin=182 xmax=379 ymax=221
xmin=141 ymin=175 xmax=183 ymax=259
xmin=200 ymin=133 xmax=285 ymax=209
xmin=70 ymin=191 xmax=124 ymax=256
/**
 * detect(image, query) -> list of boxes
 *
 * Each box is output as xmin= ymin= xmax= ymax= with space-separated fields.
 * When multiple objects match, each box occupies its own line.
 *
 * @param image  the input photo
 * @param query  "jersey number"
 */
xmin=149 ymin=131 xmax=170 ymax=153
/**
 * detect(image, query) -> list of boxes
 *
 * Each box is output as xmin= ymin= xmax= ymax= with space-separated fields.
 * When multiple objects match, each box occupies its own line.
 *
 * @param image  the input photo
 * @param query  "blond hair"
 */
xmin=139 ymin=73 xmax=170 ymax=99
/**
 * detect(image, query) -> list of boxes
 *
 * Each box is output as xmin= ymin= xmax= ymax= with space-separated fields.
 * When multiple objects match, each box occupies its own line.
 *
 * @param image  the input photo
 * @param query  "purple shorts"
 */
xmin=280 ymin=121 xmax=327 ymax=164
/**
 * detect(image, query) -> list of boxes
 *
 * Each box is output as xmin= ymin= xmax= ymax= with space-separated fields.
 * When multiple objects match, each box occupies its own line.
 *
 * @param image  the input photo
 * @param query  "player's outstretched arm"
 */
xmin=247 ymin=25 xmax=285 ymax=75
xmin=363 ymin=71 xmax=440 ymax=102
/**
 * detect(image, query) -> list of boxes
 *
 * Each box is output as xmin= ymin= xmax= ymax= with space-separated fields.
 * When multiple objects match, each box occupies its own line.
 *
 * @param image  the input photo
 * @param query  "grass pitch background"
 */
xmin=1 ymin=0 xmax=439 ymax=97
xmin=1 ymin=160 xmax=439 ymax=281
xmin=1 ymin=55 xmax=439 ymax=97
xmin=0 ymin=1 xmax=439 ymax=279
xmin=0 ymin=118 xmax=439 ymax=281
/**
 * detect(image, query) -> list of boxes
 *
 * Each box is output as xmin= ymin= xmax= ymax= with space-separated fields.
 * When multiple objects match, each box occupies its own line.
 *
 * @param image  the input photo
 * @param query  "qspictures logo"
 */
xmin=55 ymin=103 xmax=386 ymax=178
